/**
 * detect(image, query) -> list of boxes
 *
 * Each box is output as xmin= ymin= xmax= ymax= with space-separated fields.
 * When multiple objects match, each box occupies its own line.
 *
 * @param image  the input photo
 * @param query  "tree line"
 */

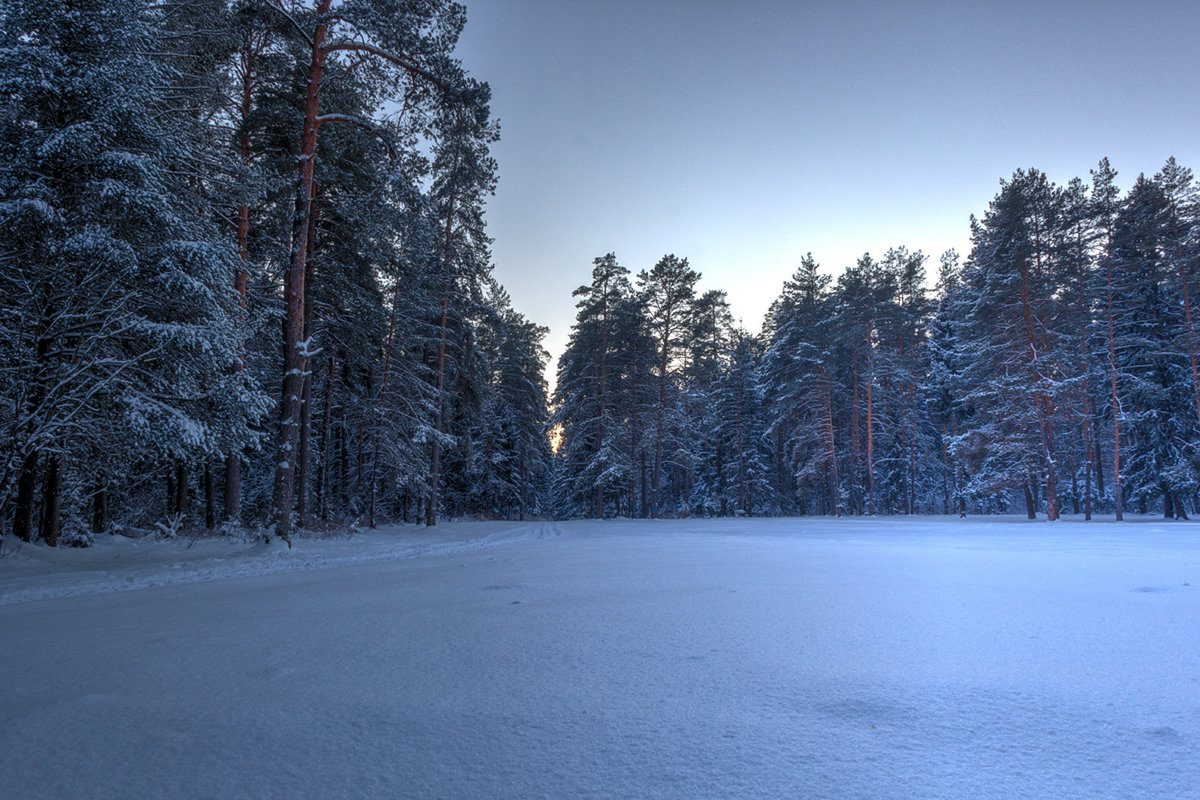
xmin=0 ymin=0 xmax=551 ymax=546
xmin=3 ymin=2 xmax=1195 ymax=545
xmin=552 ymin=158 xmax=1200 ymax=521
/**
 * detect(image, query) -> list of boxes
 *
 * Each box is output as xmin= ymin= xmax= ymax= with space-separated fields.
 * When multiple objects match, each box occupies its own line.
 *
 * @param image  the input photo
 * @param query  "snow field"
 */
xmin=1 ymin=516 xmax=1198 ymax=798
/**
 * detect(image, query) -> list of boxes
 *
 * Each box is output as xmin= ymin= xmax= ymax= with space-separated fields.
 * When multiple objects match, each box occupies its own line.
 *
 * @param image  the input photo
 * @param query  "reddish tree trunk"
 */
xmin=270 ymin=1 xmax=332 ymax=542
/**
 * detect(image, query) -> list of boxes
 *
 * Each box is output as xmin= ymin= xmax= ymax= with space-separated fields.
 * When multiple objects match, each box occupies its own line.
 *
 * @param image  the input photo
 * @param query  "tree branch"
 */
xmin=321 ymin=40 xmax=455 ymax=98
xmin=313 ymin=113 xmax=398 ymax=164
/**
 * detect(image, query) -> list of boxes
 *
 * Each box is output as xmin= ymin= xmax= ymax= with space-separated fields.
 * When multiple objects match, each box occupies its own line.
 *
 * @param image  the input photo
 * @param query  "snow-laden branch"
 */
xmin=313 ymin=113 xmax=397 ymax=164
xmin=321 ymin=40 xmax=454 ymax=98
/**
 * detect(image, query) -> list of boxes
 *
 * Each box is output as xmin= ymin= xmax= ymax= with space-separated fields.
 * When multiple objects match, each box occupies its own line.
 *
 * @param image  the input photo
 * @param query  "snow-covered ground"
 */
xmin=2 ymin=516 xmax=1198 ymax=799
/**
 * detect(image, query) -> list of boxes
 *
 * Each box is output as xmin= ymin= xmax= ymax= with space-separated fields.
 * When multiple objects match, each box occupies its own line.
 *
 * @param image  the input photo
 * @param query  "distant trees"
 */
xmin=552 ymin=157 xmax=1200 ymax=520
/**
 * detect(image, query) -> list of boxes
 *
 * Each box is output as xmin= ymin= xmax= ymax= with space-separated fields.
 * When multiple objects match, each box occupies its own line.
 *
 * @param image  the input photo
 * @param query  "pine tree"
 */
xmin=954 ymin=170 xmax=1065 ymax=518
xmin=0 ymin=0 xmax=261 ymax=542
xmin=551 ymin=254 xmax=635 ymax=517
xmin=1109 ymin=175 xmax=1197 ymax=516
xmin=762 ymin=254 xmax=838 ymax=515
xmin=263 ymin=0 xmax=489 ymax=538
xmin=639 ymin=254 xmax=700 ymax=516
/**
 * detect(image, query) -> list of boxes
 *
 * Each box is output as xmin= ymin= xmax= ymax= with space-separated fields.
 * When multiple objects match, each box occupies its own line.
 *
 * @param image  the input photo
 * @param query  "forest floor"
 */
xmin=2 ymin=516 xmax=1198 ymax=798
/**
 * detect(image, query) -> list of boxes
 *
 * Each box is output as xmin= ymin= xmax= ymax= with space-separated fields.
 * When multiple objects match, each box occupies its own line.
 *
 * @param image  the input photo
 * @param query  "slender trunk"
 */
xmin=850 ymin=347 xmax=862 ymax=514
xmin=865 ymin=367 xmax=876 ymax=516
xmin=204 ymin=459 xmax=216 ymax=530
xmin=427 ymin=294 xmax=450 ymax=527
xmin=40 ymin=454 xmax=62 ymax=547
xmin=427 ymin=167 xmax=461 ymax=527
xmin=639 ymin=451 xmax=648 ymax=519
xmin=297 ymin=366 xmax=315 ymax=527
xmin=1037 ymin=392 xmax=1059 ymax=520
xmin=592 ymin=358 xmax=603 ymax=518
xmin=91 ymin=485 xmax=108 ymax=535
xmin=594 ymin=279 xmax=610 ymax=518
xmin=518 ymin=446 xmax=527 ymax=522
xmin=317 ymin=355 xmax=338 ymax=520
xmin=175 ymin=461 xmax=189 ymax=523
xmin=338 ymin=371 xmax=350 ymax=513
xmin=355 ymin=418 xmax=365 ymax=503
xmin=1081 ymin=416 xmax=1093 ymax=520
xmin=1074 ymin=229 xmax=1095 ymax=520
xmin=940 ymin=422 xmax=950 ymax=514
xmin=13 ymin=450 xmax=39 ymax=543
xmin=652 ymin=307 xmax=671 ymax=518
xmin=225 ymin=42 xmax=257 ymax=524
xmin=630 ymin=332 xmax=641 ymax=517
xmin=271 ymin=1 xmax=332 ymax=542
xmin=1103 ymin=243 xmax=1123 ymax=520
xmin=819 ymin=363 xmax=839 ymax=516
xmin=370 ymin=282 xmax=404 ymax=529
xmin=296 ymin=204 xmax=319 ymax=529
xmin=1018 ymin=255 xmax=1058 ymax=521
xmin=736 ymin=377 xmax=746 ymax=515
xmin=1024 ymin=483 xmax=1036 ymax=519
xmin=223 ymin=455 xmax=241 ymax=524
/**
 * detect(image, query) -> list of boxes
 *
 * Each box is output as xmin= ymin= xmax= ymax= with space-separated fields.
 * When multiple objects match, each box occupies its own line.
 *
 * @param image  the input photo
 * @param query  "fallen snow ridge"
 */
xmin=1 ymin=516 xmax=1198 ymax=799
xmin=0 ymin=520 xmax=558 ymax=606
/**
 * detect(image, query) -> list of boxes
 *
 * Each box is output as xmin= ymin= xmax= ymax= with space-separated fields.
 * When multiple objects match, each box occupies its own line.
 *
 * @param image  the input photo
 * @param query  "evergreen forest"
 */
xmin=3 ymin=0 xmax=1199 ymax=547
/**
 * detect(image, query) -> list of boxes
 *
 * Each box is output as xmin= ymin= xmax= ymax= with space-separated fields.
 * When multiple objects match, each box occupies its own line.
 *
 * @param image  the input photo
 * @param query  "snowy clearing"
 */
xmin=2 ymin=516 xmax=1198 ymax=799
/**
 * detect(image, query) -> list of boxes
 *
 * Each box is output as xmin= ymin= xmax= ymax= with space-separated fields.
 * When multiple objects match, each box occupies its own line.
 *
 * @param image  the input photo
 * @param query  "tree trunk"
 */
xmin=1103 ymin=250 xmax=1123 ymax=520
xmin=518 ymin=446 xmax=527 ymax=522
xmin=630 ymin=335 xmax=641 ymax=517
xmin=940 ymin=422 xmax=951 ymax=515
xmin=91 ymin=486 xmax=108 ymax=536
xmin=736 ymin=379 xmax=746 ymax=516
xmin=865 ymin=361 xmax=876 ymax=516
xmin=317 ymin=355 xmax=338 ymax=521
xmin=1024 ymin=484 xmax=1036 ymax=519
xmin=175 ymin=461 xmax=189 ymax=523
xmin=223 ymin=455 xmax=241 ymax=523
xmin=651 ymin=298 xmax=676 ymax=519
xmin=427 ymin=295 xmax=450 ymax=527
xmin=204 ymin=460 xmax=216 ymax=530
xmin=296 ymin=204 xmax=319 ymax=529
xmin=40 ymin=454 xmax=62 ymax=547
xmin=13 ymin=450 xmax=39 ymax=543
xmin=1018 ymin=254 xmax=1059 ymax=521
xmin=370 ymin=280 xmax=404 ymax=530
xmin=1074 ymin=244 xmax=1096 ymax=520
xmin=850 ymin=347 xmax=862 ymax=515
xmin=270 ymin=0 xmax=332 ymax=543
xmin=819 ymin=363 xmax=839 ymax=516
xmin=224 ymin=44 xmax=256 ymax=524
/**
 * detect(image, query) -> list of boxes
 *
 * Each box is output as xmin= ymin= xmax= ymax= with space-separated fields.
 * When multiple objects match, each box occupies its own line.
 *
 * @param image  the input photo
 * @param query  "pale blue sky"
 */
xmin=455 ymin=0 xmax=1200 ymax=378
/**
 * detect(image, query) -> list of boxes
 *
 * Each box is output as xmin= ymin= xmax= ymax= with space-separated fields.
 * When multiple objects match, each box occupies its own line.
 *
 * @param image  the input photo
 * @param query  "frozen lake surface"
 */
xmin=2 ymin=516 xmax=1198 ymax=798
